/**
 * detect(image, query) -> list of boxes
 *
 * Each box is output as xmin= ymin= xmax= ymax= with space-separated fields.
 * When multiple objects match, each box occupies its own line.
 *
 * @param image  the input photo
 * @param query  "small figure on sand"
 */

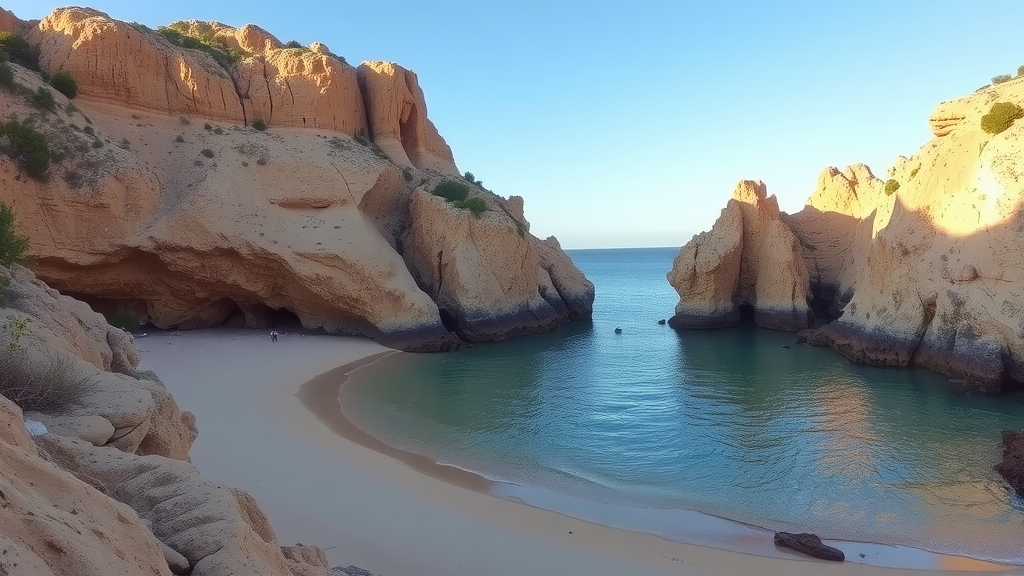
xmin=270 ymin=330 xmax=278 ymax=342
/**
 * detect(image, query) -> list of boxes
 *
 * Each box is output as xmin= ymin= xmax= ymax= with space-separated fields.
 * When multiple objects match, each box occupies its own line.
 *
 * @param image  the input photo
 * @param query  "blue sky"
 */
xmin=8 ymin=1 xmax=1024 ymax=248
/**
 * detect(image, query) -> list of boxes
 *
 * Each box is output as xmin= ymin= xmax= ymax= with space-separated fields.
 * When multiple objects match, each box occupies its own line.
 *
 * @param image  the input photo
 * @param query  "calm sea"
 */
xmin=342 ymin=247 xmax=1024 ymax=563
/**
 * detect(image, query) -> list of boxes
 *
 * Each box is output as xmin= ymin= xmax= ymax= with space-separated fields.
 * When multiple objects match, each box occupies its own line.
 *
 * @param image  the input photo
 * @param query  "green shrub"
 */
xmin=992 ymin=74 xmax=1013 ymax=85
xmin=0 ymin=202 xmax=30 ymax=267
xmin=156 ymin=25 xmax=246 ymax=71
xmin=1018 ymin=65 xmax=1024 ymax=78
xmin=981 ymin=101 xmax=1024 ymax=134
xmin=0 ymin=349 xmax=95 ymax=412
xmin=0 ymin=32 xmax=37 ymax=70
xmin=83 ymin=125 xmax=94 ymax=136
xmin=31 ymin=87 xmax=56 ymax=111
xmin=200 ymin=148 xmax=214 ymax=158
xmin=354 ymin=128 xmax=369 ymax=146
xmin=285 ymin=40 xmax=302 ymax=49
xmin=110 ymin=309 xmax=141 ymax=333
xmin=0 ymin=119 xmax=50 ymax=179
xmin=174 ymin=135 xmax=185 ymax=143
xmin=909 ymin=166 xmax=920 ymax=178
xmin=0 ymin=62 xmax=13 ymax=89
xmin=252 ymin=119 xmax=267 ymax=131
xmin=203 ymin=123 xmax=212 ymax=130
xmin=49 ymin=71 xmax=77 ymax=98
xmin=884 ymin=179 xmax=900 ymax=196
xmin=0 ymin=47 xmax=7 ymax=62
xmin=431 ymin=180 xmax=469 ymax=202
xmin=453 ymin=196 xmax=487 ymax=216
xmin=212 ymin=127 xmax=223 ymax=135
xmin=402 ymin=166 xmax=414 ymax=182
xmin=463 ymin=171 xmax=482 ymax=186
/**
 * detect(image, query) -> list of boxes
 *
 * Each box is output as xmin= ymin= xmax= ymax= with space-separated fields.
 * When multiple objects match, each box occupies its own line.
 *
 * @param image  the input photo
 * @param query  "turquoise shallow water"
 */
xmin=342 ymin=247 xmax=1024 ymax=563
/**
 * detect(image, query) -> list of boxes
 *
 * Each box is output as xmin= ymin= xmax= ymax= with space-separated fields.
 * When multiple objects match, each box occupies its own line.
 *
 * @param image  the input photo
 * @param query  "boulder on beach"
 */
xmin=773 ymin=532 xmax=845 ymax=562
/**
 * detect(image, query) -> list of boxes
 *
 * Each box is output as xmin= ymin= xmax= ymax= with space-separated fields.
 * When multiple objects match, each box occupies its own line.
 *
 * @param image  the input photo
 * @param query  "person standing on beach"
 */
xmin=270 ymin=330 xmax=278 ymax=342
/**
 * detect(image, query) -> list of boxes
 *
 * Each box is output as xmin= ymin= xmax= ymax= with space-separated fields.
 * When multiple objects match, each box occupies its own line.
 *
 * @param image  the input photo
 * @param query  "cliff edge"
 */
xmin=0 ymin=7 xmax=593 ymax=351
xmin=668 ymin=77 xmax=1024 ymax=392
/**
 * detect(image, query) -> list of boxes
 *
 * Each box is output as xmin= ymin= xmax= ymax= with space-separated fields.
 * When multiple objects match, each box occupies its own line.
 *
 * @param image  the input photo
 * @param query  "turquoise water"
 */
xmin=342 ymin=247 xmax=1024 ymax=563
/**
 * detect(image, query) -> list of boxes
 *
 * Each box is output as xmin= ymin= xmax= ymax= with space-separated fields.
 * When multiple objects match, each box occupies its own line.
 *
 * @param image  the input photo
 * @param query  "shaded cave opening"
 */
xmin=738 ymin=303 xmax=755 ymax=324
xmin=221 ymin=301 xmax=303 ymax=331
xmin=399 ymin=102 xmax=420 ymax=165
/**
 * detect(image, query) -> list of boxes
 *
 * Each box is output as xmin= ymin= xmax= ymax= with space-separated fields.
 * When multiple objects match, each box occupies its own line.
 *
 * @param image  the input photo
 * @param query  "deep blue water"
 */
xmin=342 ymin=247 xmax=1024 ymax=563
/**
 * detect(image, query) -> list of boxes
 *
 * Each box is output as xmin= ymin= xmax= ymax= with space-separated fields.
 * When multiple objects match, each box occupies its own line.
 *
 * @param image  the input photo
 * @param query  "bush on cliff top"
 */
xmin=981 ymin=101 xmax=1024 ymax=135
xmin=884 ymin=179 xmax=900 ymax=196
xmin=0 ymin=202 xmax=31 ymax=268
xmin=157 ymin=24 xmax=246 ymax=71
xmin=49 ymin=71 xmax=77 ymax=99
xmin=1018 ymin=65 xmax=1024 ymax=77
xmin=454 ymin=196 xmax=488 ymax=217
xmin=0 ymin=118 xmax=50 ymax=179
xmin=992 ymin=74 xmax=1013 ymax=85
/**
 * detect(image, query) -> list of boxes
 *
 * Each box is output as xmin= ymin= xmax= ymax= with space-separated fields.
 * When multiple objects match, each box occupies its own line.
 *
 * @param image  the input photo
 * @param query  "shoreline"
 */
xmin=315 ymin=349 xmax=1013 ymax=573
xmin=139 ymin=329 xmax=1021 ymax=576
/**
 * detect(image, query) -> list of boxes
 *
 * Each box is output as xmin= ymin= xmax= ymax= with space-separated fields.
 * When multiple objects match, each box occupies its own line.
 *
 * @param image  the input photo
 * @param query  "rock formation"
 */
xmin=667 ymin=181 xmax=812 ymax=331
xmin=0 ymin=262 xmax=347 ymax=575
xmin=996 ymin=430 xmax=1024 ymax=498
xmin=773 ymin=532 xmax=845 ymax=562
xmin=668 ymin=76 xmax=1024 ymax=392
xmin=0 ymin=6 xmax=593 ymax=352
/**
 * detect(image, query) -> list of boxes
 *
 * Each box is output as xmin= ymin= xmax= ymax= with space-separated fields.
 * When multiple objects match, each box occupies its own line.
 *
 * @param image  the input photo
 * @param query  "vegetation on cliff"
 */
xmin=0 ymin=203 xmax=30 ymax=268
xmin=981 ymin=101 xmax=1024 ymax=134
xmin=0 ymin=118 xmax=50 ymax=178
xmin=156 ymin=22 xmax=247 ymax=71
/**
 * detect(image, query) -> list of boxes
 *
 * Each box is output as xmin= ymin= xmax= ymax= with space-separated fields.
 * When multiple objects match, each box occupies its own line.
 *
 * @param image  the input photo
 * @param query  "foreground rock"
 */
xmin=773 ymin=532 xmax=845 ymax=562
xmin=996 ymin=430 xmax=1024 ymax=498
xmin=668 ymin=76 xmax=1024 ymax=391
xmin=0 ymin=7 xmax=593 ymax=351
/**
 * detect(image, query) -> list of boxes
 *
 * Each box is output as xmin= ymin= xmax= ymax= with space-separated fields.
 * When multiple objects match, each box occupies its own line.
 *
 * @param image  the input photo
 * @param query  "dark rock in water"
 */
xmin=782 ymin=345 xmax=790 ymax=349
xmin=333 ymin=566 xmax=375 ymax=576
xmin=614 ymin=327 xmax=622 ymax=334
xmin=657 ymin=319 xmax=666 ymax=325
xmin=773 ymin=532 xmax=845 ymax=561
xmin=996 ymin=429 xmax=1024 ymax=498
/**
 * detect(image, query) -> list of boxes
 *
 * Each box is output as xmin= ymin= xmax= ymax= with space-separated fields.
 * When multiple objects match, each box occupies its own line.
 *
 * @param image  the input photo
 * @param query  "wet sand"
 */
xmin=139 ymin=329 xmax=1020 ymax=576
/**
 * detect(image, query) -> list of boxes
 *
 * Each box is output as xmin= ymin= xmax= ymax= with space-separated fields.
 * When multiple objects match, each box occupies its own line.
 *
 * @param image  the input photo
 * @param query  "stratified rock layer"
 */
xmin=669 ymin=76 xmax=1024 ymax=391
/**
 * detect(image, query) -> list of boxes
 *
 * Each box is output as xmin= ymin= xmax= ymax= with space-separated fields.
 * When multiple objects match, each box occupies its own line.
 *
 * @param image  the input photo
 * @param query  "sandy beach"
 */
xmin=137 ymin=329 xmax=1021 ymax=576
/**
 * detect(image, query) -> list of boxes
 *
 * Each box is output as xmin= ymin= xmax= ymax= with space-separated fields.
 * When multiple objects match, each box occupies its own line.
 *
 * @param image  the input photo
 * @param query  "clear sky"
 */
xmin=7 ymin=1 xmax=1023 ymax=248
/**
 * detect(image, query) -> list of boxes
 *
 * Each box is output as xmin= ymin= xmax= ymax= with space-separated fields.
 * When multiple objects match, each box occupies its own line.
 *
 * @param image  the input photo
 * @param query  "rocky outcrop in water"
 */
xmin=669 ymin=76 xmax=1024 ymax=392
xmin=773 ymin=532 xmax=845 ymax=562
xmin=0 ymin=7 xmax=592 ymax=352
xmin=996 ymin=430 xmax=1024 ymax=498
xmin=667 ymin=181 xmax=812 ymax=331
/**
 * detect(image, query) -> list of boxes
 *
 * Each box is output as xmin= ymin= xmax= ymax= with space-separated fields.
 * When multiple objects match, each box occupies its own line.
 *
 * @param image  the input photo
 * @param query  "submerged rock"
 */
xmin=773 ymin=532 xmax=845 ymax=562
xmin=996 ymin=430 xmax=1024 ymax=498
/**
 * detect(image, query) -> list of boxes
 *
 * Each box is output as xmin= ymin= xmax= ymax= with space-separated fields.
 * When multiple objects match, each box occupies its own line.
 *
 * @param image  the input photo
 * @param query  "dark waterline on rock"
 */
xmin=340 ymin=247 xmax=1024 ymax=565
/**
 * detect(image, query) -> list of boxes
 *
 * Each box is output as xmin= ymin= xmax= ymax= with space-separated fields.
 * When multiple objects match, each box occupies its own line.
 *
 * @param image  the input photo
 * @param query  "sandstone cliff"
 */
xmin=667 ymin=181 xmax=812 ymax=331
xmin=0 ymin=264 xmax=343 ymax=575
xmin=0 ymin=7 xmax=593 ymax=351
xmin=668 ymin=76 xmax=1024 ymax=392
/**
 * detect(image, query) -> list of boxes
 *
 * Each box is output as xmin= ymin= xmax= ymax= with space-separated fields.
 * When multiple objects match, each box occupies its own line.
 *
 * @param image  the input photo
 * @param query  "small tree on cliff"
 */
xmin=0 ymin=202 xmax=30 ymax=268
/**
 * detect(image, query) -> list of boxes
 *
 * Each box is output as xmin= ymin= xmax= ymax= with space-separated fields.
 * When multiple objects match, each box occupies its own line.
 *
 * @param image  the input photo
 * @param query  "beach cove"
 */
xmin=137 ymin=326 xmax=1019 ymax=576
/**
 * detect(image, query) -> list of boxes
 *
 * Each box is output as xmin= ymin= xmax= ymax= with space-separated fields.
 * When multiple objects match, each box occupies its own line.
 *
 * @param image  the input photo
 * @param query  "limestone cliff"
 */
xmin=0 ymin=7 xmax=593 ymax=351
xmin=668 ymin=77 xmax=1024 ymax=392
xmin=667 ymin=181 xmax=812 ymax=331
xmin=0 ymin=265 xmax=339 ymax=575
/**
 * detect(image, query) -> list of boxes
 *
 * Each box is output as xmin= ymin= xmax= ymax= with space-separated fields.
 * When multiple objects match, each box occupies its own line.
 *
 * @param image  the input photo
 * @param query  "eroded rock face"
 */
xmin=2 ymin=7 xmax=592 ymax=351
xmin=667 ymin=181 xmax=812 ymax=330
xmin=36 ymin=434 xmax=296 ymax=576
xmin=405 ymin=189 xmax=568 ymax=341
xmin=357 ymin=61 xmax=458 ymax=173
xmin=672 ymin=78 xmax=1024 ymax=391
xmin=0 ymin=396 xmax=175 ymax=576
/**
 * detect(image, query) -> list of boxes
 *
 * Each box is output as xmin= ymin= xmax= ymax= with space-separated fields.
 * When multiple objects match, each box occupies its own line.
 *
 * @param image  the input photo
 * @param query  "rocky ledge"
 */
xmin=996 ymin=430 xmax=1024 ymax=498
